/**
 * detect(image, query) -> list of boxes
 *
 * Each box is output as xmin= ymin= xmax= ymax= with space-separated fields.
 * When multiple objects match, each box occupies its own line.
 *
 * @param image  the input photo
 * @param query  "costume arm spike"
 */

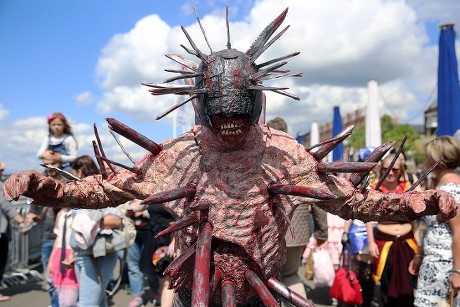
xmin=268 ymin=184 xmax=337 ymax=200
xmin=155 ymin=212 xmax=199 ymax=238
xmin=95 ymin=155 xmax=138 ymax=174
xmin=311 ymin=126 xmax=354 ymax=160
xmin=92 ymin=140 xmax=108 ymax=179
xmin=374 ymin=136 xmax=407 ymax=190
xmin=40 ymin=164 xmax=80 ymax=181
xmin=191 ymin=222 xmax=212 ymax=306
xmin=109 ymin=130 xmax=136 ymax=164
xmin=165 ymin=54 xmax=199 ymax=71
xmin=222 ymin=281 xmax=237 ymax=307
xmin=93 ymin=124 xmax=116 ymax=174
xmin=318 ymin=161 xmax=376 ymax=173
xmin=407 ymin=159 xmax=443 ymax=192
xmin=140 ymin=186 xmax=196 ymax=205
xmin=106 ymin=118 xmax=162 ymax=154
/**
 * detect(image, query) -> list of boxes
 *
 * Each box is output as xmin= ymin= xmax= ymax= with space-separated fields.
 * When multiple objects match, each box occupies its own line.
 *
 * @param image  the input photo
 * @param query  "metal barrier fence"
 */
xmin=2 ymin=197 xmax=44 ymax=287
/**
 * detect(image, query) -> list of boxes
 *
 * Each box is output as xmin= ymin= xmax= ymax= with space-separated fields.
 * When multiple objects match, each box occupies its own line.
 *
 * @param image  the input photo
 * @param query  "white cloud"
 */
xmin=0 ymin=103 xmax=9 ymax=121
xmin=75 ymin=91 xmax=93 ymax=105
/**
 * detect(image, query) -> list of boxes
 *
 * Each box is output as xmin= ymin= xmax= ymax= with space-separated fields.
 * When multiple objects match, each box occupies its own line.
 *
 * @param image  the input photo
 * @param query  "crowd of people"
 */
xmin=0 ymin=112 xmax=459 ymax=307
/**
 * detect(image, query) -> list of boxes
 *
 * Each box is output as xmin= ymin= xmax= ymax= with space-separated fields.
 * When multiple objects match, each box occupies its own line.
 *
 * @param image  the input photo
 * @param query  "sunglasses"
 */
xmin=381 ymin=167 xmax=400 ymax=173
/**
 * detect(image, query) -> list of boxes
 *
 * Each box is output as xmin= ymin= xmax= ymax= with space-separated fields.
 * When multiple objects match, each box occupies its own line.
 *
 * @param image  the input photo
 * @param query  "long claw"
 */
xmin=192 ymin=222 xmax=212 ymax=306
xmin=155 ymin=213 xmax=199 ymax=238
xmin=267 ymin=277 xmax=314 ymax=307
xmin=317 ymin=162 xmax=376 ymax=173
xmin=245 ymin=269 xmax=279 ymax=306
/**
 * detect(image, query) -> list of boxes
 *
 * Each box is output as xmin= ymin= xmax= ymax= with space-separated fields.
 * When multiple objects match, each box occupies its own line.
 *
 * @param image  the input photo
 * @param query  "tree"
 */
xmin=348 ymin=114 xmax=420 ymax=159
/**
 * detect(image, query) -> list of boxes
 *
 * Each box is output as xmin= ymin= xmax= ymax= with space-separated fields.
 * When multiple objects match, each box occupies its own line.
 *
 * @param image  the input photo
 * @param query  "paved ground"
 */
xmin=0 ymin=265 xmax=381 ymax=306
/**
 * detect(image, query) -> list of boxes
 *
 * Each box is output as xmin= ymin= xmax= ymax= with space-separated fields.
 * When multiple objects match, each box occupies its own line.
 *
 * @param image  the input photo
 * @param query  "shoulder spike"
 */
xmin=106 ymin=118 xmax=162 ymax=154
xmin=192 ymin=7 xmax=213 ymax=53
xmin=246 ymin=8 xmax=288 ymax=59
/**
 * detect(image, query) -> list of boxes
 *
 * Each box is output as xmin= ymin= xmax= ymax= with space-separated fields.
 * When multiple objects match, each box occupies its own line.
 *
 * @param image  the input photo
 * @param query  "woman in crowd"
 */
xmin=367 ymin=154 xmax=418 ymax=307
xmin=409 ymin=136 xmax=460 ymax=306
xmin=70 ymin=155 xmax=123 ymax=307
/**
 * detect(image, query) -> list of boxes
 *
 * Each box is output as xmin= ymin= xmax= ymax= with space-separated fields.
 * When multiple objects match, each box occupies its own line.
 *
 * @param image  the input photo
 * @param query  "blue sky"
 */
xmin=0 ymin=0 xmax=459 ymax=173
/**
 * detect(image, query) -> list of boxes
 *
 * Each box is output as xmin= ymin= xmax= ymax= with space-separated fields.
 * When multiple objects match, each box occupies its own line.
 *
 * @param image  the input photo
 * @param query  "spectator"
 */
xmin=409 ymin=136 xmax=460 ymax=306
xmin=0 ymin=163 xmax=27 ymax=302
xmin=37 ymin=112 xmax=78 ymax=172
xmin=266 ymin=117 xmax=328 ymax=303
xmin=26 ymin=159 xmax=65 ymax=307
xmin=48 ymin=207 xmax=78 ymax=307
xmin=367 ymin=154 xmax=418 ymax=306
xmin=69 ymin=155 xmax=124 ymax=307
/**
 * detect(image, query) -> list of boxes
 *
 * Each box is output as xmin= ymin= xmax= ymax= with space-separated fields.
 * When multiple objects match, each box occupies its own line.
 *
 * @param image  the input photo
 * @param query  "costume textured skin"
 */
xmin=2 ymin=7 xmax=457 ymax=307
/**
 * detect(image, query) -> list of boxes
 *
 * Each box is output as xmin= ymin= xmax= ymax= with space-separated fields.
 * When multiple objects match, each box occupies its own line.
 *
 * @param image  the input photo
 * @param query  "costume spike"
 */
xmin=165 ymin=243 xmax=197 ymax=291
xmin=106 ymin=118 xmax=162 ymax=154
xmin=39 ymin=164 xmax=80 ymax=181
xmin=350 ymin=141 xmax=395 ymax=187
xmin=308 ymin=125 xmax=354 ymax=152
xmin=258 ymin=72 xmax=303 ymax=82
xmin=311 ymin=126 xmax=354 ymax=160
xmin=318 ymin=162 xmax=376 ymax=173
xmin=251 ymin=61 xmax=289 ymax=82
xmin=165 ymin=68 xmax=196 ymax=74
xmin=155 ymin=212 xmax=199 ymax=238
xmin=226 ymin=4 xmax=231 ymax=49
xmin=180 ymin=44 xmax=200 ymax=57
xmin=209 ymin=269 xmax=222 ymax=299
xmin=268 ymin=184 xmax=337 ymax=200
xmin=244 ymin=270 xmax=279 ymax=306
xmin=222 ymin=281 xmax=237 ymax=307
xmin=256 ymin=52 xmax=300 ymax=69
xmin=192 ymin=222 xmax=212 ymax=306
xmin=156 ymin=95 xmax=197 ymax=120
xmin=407 ymin=158 xmax=443 ymax=192
xmin=93 ymin=124 xmax=116 ymax=174
xmin=180 ymin=26 xmax=208 ymax=63
xmin=267 ymin=277 xmax=314 ymax=307
xmin=92 ymin=141 xmax=108 ymax=179
xmin=272 ymin=90 xmax=300 ymax=100
xmin=246 ymin=8 xmax=288 ymax=59
xmin=141 ymin=186 xmax=196 ymax=205
xmin=273 ymin=204 xmax=295 ymax=240
xmin=144 ymin=84 xmax=197 ymax=95
xmin=165 ymin=54 xmax=199 ymax=71
xmin=374 ymin=136 xmax=407 ymax=190
xmin=95 ymin=155 xmax=138 ymax=174
xmin=109 ymin=130 xmax=135 ymax=164
xmin=192 ymin=7 xmax=213 ymax=53
xmin=251 ymin=25 xmax=290 ymax=63
xmin=247 ymin=85 xmax=289 ymax=91
xmin=164 ymin=72 xmax=203 ymax=83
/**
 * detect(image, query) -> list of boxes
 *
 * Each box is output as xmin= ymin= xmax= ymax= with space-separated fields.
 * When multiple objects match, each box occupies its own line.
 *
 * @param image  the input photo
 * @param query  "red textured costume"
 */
xmin=2 ymin=7 xmax=457 ymax=307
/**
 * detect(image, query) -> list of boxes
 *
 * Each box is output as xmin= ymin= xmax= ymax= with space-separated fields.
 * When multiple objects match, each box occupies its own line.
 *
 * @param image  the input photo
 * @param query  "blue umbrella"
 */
xmin=332 ymin=106 xmax=343 ymax=161
xmin=437 ymin=24 xmax=460 ymax=136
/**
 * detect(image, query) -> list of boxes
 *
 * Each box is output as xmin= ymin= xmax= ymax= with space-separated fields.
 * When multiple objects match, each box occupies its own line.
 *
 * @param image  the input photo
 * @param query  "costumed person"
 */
xmin=266 ymin=117 xmax=328 ymax=304
xmin=37 ymin=112 xmax=78 ymax=172
xmin=367 ymin=154 xmax=418 ymax=307
xmin=409 ymin=136 xmax=460 ymax=306
xmin=2 ymin=7 xmax=458 ymax=307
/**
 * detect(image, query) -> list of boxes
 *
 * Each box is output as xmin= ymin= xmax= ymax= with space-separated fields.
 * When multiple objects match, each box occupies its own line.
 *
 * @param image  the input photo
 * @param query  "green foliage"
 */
xmin=348 ymin=114 xmax=420 ymax=159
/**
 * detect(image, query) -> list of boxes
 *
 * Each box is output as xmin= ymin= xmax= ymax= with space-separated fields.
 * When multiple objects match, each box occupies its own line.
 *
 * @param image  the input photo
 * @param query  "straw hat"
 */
xmin=0 ymin=162 xmax=4 ymax=170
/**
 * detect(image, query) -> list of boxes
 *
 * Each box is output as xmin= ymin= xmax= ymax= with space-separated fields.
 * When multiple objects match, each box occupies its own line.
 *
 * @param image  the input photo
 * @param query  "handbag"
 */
xmin=312 ymin=248 xmax=336 ymax=287
xmin=329 ymin=246 xmax=363 ymax=305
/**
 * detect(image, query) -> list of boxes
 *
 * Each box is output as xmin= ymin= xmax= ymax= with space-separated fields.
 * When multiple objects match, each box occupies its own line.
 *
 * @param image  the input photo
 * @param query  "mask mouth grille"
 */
xmin=211 ymin=114 xmax=250 ymax=136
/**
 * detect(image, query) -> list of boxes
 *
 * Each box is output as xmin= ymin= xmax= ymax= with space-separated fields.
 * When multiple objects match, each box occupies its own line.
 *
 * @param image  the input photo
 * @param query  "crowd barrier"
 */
xmin=2 ymin=197 xmax=44 ymax=287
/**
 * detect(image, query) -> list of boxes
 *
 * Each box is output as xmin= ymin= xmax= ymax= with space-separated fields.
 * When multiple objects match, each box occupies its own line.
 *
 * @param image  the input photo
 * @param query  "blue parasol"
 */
xmin=332 ymin=106 xmax=343 ymax=161
xmin=437 ymin=24 xmax=460 ymax=136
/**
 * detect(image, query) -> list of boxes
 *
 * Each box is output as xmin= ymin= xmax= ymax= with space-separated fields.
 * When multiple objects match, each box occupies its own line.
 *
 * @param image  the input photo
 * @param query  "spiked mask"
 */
xmin=143 ymin=7 xmax=301 ymax=128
